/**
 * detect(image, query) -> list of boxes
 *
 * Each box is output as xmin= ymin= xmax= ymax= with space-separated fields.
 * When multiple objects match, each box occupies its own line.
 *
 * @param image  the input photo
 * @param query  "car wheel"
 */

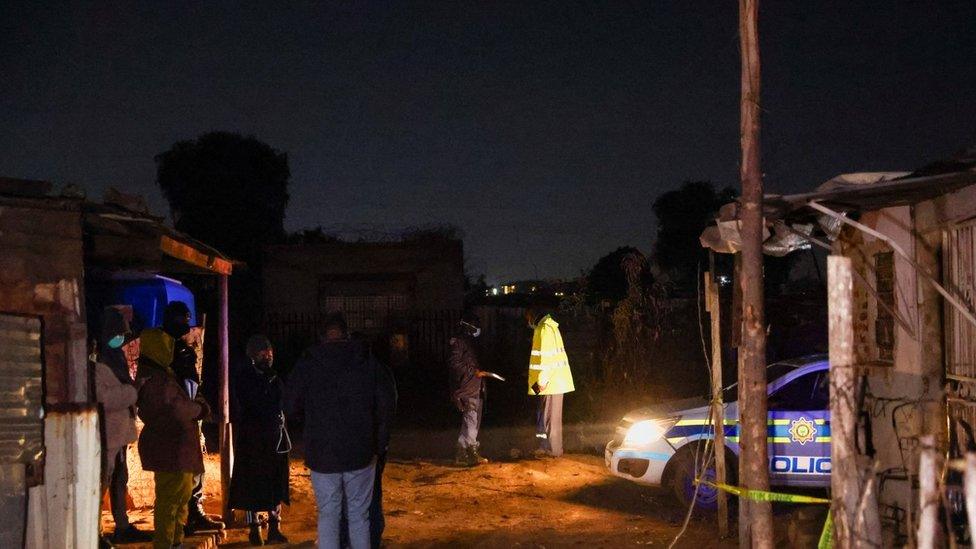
xmin=669 ymin=444 xmax=735 ymax=512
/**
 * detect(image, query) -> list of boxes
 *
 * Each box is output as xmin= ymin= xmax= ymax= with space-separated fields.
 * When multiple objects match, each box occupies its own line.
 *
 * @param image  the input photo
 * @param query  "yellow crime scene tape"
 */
xmin=696 ymin=480 xmax=833 ymax=549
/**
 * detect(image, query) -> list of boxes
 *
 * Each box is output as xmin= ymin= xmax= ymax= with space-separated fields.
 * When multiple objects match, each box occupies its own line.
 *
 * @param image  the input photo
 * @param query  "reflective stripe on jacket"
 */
xmin=527 ymin=315 xmax=575 ymax=395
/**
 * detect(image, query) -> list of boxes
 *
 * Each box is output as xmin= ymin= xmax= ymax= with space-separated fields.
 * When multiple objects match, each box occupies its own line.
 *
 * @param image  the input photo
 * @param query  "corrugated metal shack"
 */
xmin=0 ymin=178 xmax=235 ymax=548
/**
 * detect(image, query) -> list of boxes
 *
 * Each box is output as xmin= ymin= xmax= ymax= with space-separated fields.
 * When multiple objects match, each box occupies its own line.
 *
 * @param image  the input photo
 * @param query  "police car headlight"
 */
xmin=623 ymin=418 xmax=677 ymax=446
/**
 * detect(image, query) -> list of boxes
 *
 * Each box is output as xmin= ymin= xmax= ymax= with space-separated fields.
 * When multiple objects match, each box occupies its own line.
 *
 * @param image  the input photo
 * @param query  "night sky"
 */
xmin=2 ymin=2 xmax=975 ymax=283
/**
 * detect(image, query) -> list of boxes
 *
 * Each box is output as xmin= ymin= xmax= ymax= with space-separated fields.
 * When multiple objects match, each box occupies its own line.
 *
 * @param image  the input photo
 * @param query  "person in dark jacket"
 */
xmin=160 ymin=301 xmax=225 ymax=535
xmin=285 ymin=313 xmax=394 ymax=549
xmin=449 ymin=312 xmax=490 ymax=466
xmin=229 ymin=335 xmax=291 ymax=546
xmin=348 ymin=332 xmax=398 ymax=549
xmin=137 ymin=327 xmax=211 ymax=549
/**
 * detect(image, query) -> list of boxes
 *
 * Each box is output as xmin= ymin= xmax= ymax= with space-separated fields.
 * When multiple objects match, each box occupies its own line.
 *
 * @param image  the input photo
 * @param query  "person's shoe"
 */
xmin=248 ymin=524 xmax=265 ymax=546
xmin=454 ymin=443 xmax=472 ymax=466
xmin=112 ymin=525 xmax=153 ymax=543
xmin=266 ymin=520 xmax=289 ymax=544
xmin=98 ymin=535 xmax=115 ymax=549
xmin=185 ymin=513 xmax=225 ymax=534
xmin=468 ymin=444 xmax=489 ymax=465
xmin=531 ymin=448 xmax=553 ymax=459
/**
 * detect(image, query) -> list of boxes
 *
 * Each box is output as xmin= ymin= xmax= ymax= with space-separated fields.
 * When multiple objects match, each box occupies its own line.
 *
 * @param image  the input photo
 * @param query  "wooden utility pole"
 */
xmin=737 ymin=0 xmax=773 ymax=547
xmin=218 ymin=273 xmax=234 ymax=523
xmin=828 ymin=256 xmax=858 ymax=546
xmin=828 ymin=256 xmax=883 ymax=547
xmin=705 ymin=262 xmax=729 ymax=538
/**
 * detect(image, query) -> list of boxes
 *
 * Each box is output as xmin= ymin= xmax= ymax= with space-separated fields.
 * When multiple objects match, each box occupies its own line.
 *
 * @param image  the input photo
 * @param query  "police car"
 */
xmin=605 ymin=355 xmax=830 ymax=508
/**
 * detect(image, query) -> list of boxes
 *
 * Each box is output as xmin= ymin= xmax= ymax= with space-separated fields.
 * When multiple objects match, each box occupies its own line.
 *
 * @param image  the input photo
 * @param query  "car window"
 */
xmin=768 ymin=371 xmax=829 ymax=411
xmin=722 ymin=363 xmax=801 ymax=402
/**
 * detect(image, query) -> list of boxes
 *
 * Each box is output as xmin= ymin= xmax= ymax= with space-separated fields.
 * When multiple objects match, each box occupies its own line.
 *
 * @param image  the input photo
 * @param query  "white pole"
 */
xmin=965 ymin=453 xmax=976 ymax=544
xmin=918 ymin=435 xmax=941 ymax=549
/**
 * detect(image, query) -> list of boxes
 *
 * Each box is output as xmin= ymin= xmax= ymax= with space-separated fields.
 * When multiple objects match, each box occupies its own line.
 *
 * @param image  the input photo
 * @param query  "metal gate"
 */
xmin=943 ymin=223 xmax=976 ymax=432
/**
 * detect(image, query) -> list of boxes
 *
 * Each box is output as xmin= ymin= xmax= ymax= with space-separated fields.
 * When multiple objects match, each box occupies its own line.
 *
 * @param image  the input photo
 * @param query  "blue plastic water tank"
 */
xmin=109 ymin=275 xmax=198 ymax=328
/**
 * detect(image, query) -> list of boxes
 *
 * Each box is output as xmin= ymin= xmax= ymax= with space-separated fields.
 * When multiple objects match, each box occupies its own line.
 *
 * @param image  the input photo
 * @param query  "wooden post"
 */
xmin=828 ymin=255 xmax=858 ymax=546
xmin=218 ymin=274 xmax=233 ymax=523
xmin=737 ymin=0 xmax=772 ymax=546
xmin=917 ymin=435 xmax=941 ymax=548
xmin=706 ymin=267 xmax=728 ymax=538
xmin=828 ymin=256 xmax=882 ymax=548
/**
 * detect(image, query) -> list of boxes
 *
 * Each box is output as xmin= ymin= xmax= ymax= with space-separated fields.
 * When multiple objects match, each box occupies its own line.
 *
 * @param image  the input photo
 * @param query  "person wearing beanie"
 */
xmin=93 ymin=307 xmax=152 ymax=545
xmin=136 ymin=318 xmax=211 ymax=549
xmin=229 ymin=334 xmax=291 ymax=546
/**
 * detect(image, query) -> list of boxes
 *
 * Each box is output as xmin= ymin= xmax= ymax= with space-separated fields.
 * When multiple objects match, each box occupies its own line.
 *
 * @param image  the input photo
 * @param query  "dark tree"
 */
xmin=652 ymin=181 xmax=736 ymax=288
xmin=156 ymin=131 xmax=290 ymax=263
xmin=652 ymin=180 xmax=797 ymax=294
xmin=285 ymin=226 xmax=340 ymax=245
xmin=465 ymin=274 xmax=490 ymax=304
xmin=586 ymin=246 xmax=651 ymax=305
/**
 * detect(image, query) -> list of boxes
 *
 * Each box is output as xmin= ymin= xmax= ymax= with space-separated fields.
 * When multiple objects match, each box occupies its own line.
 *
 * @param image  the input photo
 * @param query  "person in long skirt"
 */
xmin=229 ymin=335 xmax=291 ymax=546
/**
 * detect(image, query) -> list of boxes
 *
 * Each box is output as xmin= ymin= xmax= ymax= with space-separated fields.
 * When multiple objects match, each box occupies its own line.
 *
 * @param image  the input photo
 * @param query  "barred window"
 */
xmin=875 ymin=252 xmax=895 ymax=361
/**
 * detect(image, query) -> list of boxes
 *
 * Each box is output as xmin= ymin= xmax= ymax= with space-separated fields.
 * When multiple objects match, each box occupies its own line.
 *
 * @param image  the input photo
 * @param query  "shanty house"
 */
xmin=701 ymin=147 xmax=976 ymax=543
xmin=0 ymin=178 xmax=235 ymax=547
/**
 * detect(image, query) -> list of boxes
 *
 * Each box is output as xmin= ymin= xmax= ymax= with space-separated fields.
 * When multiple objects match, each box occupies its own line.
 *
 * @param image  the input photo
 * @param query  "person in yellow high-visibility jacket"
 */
xmin=526 ymin=308 xmax=574 ymax=457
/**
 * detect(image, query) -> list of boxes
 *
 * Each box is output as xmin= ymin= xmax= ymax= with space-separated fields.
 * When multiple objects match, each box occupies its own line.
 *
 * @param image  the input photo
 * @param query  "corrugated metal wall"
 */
xmin=0 ymin=313 xmax=43 ymax=548
xmin=0 ymin=314 xmax=44 ymax=466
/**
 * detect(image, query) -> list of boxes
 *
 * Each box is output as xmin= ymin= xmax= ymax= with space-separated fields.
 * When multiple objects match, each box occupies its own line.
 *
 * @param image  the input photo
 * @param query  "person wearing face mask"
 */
xmin=93 ymin=307 xmax=153 ymax=546
xmin=159 ymin=301 xmax=225 ymax=535
xmin=229 ymin=335 xmax=291 ymax=546
xmin=525 ymin=307 xmax=574 ymax=458
xmin=448 ymin=311 xmax=491 ymax=466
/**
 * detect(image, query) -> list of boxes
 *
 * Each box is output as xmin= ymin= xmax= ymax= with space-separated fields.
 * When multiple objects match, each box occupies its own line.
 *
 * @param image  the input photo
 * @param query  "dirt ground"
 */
xmin=107 ymin=426 xmax=815 ymax=548
xmin=214 ymin=455 xmax=734 ymax=548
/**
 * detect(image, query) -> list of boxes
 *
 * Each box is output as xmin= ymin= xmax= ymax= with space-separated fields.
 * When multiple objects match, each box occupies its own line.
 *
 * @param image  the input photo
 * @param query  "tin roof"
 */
xmin=0 ymin=179 xmax=237 ymax=275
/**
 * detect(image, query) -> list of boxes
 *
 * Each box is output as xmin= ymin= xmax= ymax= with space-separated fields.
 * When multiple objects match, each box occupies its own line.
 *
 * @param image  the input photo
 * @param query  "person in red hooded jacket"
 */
xmin=136 ymin=326 xmax=210 ymax=549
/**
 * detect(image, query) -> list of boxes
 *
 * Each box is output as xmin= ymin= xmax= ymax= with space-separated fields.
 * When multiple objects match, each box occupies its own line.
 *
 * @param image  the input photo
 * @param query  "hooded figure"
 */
xmin=229 ymin=334 xmax=290 ymax=545
xmin=137 ymin=321 xmax=210 ymax=549
xmin=448 ymin=311 xmax=489 ymax=466
xmin=93 ymin=307 xmax=152 ymax=544
xmin=526 ymin=308 xmax=574 ymax=458
xmin=159 ymin=301 xmax=224 ymax=535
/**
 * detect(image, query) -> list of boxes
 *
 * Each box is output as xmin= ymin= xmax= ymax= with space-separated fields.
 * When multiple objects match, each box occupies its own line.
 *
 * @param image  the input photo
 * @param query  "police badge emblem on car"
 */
xmin=788 ymin=417 xmax=817 ymax=445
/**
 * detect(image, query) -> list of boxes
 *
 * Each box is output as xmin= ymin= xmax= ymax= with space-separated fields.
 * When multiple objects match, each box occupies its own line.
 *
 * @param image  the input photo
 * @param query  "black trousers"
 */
xmin=188 ymin=473 xmax=205 ymax=516
xmin=104 ymin=446 xmax=131 ymax=531
xmin=370 ymin=453 xmax=387 ymax=549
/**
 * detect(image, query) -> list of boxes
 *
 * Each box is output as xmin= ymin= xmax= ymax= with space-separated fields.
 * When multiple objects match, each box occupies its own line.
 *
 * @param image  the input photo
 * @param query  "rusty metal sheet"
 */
xmin=0 ymin=462 xmax=27 ymax=547
xmin=0 ymin=315 xmax=44 ymax=468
